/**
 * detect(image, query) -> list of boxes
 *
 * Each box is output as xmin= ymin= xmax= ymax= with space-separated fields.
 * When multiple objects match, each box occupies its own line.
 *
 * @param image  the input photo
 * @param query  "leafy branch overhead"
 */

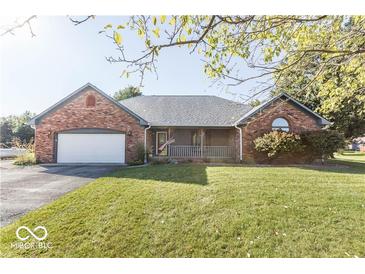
xmin=4 ymin=15 xmax=363 ymax=138
xmin=99 ymin=15 xmax=364 ymax=138
xmin=101 ymin=16 xmax=364 ymax=91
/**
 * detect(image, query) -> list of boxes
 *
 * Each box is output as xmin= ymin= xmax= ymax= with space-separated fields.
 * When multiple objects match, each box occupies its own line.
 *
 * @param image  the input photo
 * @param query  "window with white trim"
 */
xmin=272 ymin=118 xmax=290 ymax=132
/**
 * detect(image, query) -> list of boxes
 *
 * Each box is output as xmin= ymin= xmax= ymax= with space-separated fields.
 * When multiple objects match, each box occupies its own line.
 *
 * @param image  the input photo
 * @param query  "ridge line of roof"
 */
xmin=119 ymin=94 xmax=249 ymax=105
xmin=121 ymin=95 xmax=234 ymax=98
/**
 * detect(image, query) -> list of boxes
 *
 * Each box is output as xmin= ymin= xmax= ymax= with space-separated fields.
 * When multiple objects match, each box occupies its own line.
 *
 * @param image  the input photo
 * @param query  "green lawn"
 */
xmin=334 ymin=151 xmax=365 ymax=164
xmin=1 ymin=160 xmax=364 ymax=258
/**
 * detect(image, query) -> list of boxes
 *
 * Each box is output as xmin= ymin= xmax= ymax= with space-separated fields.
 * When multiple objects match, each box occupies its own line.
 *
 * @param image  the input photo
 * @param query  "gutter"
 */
xmin=144 ymin=124 xmax=151 ymax=163
xmin=234 ymin=123 xmax=243 ymax=162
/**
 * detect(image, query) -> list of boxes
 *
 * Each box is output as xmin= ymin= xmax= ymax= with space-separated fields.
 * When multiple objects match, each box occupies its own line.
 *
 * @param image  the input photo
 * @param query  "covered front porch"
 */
xmin=148 ymin=127 xmax=237 ymax=161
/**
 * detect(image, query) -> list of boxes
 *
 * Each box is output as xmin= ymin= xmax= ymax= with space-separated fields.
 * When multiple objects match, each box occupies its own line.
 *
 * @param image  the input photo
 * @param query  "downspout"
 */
xmin=234 ymin=123 xmax=243 ymax=162
xmin=144 ymin=123 xmax=151 ymax=164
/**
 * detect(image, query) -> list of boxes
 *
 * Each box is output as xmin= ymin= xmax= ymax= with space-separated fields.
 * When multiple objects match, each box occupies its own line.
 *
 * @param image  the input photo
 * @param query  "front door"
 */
xmin=156 ymin=131 xmax=168 ymax=156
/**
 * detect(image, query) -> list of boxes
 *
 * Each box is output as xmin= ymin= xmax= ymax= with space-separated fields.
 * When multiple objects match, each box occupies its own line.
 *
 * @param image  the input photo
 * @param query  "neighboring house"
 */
xmin=348 ymin=136 xmax=365 ymax=151
xmin=29 ymin=83 xmax=331 ymax=164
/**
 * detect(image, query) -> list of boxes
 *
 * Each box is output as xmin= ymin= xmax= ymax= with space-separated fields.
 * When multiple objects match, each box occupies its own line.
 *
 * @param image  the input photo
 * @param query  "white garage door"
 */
xmin=57 ymin=133 xmax=125 ymax=164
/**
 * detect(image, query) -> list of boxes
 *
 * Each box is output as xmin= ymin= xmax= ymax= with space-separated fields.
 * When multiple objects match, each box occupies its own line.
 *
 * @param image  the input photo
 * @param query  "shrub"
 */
xmin=12 ymin=138 xmax=36 ymax=165
xmin=11 ymin=137 xmax=34 ymax=152
xmin=13 ymin=152 xmax=36 ymax=165
xmin=128 ymin=159 xmax=144 ymax=166
xmin=136 ymin=142 xmax=146 ymax=163
xmin=300 ymin=130 xmax=345 ymax=163
xmin=254 ymin=131 xmax=303 ymax=158
xmin=127 ymin=143 xmax=147 ymax=166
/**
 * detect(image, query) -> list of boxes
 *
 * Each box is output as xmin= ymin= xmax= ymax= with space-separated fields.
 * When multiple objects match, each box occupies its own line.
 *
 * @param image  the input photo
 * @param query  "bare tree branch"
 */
xmin=1 ymin=16 xmax=37 ymax=37
xmin=68 ymin=15 xmax=95 ymax=26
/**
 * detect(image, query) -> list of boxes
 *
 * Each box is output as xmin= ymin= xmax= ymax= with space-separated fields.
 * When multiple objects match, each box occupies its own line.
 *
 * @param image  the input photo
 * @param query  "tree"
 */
xmin=0 ymin=111 xmax=35 ymax=145
xmin=273 ymin=53 xmax=365 ymax=138
xmin=95 ymin=15 xmax=364 ymax=138
xmin=15 ymin=123 xmax=35 ymax=143
xmin=10 ymin=16 xmax=363 ymax=137
xmin=113 ymin=86 xmax=142 ymax=101
xmin=300 ymin=130 xmax=346 ymax=163
xmin=0 ymin=121 xmax=13 ymax=146
xmin=272 ymin=17 xmax=365 ymax=138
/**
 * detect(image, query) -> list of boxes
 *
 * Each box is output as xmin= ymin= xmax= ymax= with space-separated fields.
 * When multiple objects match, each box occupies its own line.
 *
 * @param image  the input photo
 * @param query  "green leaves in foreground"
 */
xmin=101 ymin=16 xmax=365 ymax=138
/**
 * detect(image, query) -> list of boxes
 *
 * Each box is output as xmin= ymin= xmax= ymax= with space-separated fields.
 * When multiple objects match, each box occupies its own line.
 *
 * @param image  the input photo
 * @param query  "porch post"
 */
xmin=234 ymin=123 xmax=243 ymax=162
xmin=168 ymin=127 xmax=171 ymax=158
xmin=200 ymin=129 xmax=204 ymax=158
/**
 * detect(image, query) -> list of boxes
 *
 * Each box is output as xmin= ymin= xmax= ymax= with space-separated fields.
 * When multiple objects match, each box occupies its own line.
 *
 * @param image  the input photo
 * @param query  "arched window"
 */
xmin=272 ymin=117 xmax=290 ymax=132
xmin=86 ymin=95 xmax=96 ymax=107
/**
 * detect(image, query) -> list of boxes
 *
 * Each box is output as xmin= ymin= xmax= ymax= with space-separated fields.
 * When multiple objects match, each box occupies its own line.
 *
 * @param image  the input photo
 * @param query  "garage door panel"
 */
xmin=57 ymin=133 xmax=125 ymax=163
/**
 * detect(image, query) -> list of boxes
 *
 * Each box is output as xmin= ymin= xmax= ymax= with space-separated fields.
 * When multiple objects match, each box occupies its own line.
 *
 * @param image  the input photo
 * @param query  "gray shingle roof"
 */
xmin=119 ymin=95 xmax=252 ymax=127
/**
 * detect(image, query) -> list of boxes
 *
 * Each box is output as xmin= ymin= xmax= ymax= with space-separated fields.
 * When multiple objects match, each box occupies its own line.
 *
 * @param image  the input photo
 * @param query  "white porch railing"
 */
xmin=202 ymin=146 xmax=235 ymax=158
xmin=168 ymin=145 xmax=234 ymax=159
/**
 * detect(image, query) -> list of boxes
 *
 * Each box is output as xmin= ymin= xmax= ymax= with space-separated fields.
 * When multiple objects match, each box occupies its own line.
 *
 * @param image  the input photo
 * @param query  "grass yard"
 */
xmin=1 ymin=160 xmax=364 ymax=258
xmin=334 ymin=151 xmax=365 ymax=164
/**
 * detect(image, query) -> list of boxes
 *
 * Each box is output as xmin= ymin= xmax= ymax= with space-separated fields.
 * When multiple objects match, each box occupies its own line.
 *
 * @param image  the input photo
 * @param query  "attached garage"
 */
xmin=57 ymin=129 xmax=125 ymax=164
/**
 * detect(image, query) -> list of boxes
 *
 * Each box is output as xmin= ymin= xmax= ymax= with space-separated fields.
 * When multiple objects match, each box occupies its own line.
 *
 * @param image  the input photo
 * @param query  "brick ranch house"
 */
xmin=29 ymin=83 xmax=331 ymax=164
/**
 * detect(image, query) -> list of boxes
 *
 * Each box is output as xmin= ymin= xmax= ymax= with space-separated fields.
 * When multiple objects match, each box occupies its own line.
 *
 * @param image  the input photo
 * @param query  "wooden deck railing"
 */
xmin=168 ymin=145 xmax=234 ymax=159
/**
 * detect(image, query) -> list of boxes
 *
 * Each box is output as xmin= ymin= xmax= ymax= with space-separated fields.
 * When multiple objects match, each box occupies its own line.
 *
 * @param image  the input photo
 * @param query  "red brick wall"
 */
xmin=35 ymin=88 xmax=144 ymax=163
xmin=238 ymin=99 xmax=322 ymax=163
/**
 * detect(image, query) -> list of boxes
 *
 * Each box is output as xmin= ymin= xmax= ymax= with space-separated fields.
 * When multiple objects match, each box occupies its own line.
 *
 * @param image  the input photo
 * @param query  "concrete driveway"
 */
xmin=0 ymin=160 xmax=119 ymax=227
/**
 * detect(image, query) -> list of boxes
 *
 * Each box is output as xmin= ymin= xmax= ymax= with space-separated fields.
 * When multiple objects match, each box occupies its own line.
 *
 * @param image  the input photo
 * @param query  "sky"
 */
xmin=0 ymin=16 xmax=263 ymax=116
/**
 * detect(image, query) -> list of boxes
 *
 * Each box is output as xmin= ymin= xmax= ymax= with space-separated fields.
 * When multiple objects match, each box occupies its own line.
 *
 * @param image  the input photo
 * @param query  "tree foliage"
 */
xmin=280 ymin=84 xmax=365 ymax=138
xmin=98 ymin=15 xmax=364 ymax=138
xmin=0 ymin=111 xmax=35 ymax=146
xmin=300 ymin=130 xmax=346 ymax=161
xmin=113 ymin=86 xmax=142 ymax=101
xmin=272 ymin=17 xmax=365 ymax=138
xmin=0 ymin=121 xmax=13 ymax=146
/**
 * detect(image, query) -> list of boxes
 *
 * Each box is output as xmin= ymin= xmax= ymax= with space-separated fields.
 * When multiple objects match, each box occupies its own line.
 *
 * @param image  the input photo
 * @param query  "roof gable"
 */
xmin=29 ymin=83 xmax=148 ymax=125
xmin=235 ymin=92 xmax=331 ymax=126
